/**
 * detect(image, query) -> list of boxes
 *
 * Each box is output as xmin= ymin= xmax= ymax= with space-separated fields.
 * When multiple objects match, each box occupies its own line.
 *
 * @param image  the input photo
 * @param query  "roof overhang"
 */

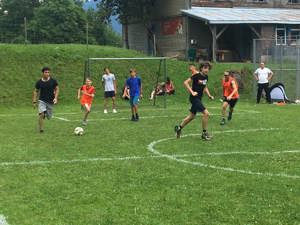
xmin=181 ymin=7 xmax=300 ymax=25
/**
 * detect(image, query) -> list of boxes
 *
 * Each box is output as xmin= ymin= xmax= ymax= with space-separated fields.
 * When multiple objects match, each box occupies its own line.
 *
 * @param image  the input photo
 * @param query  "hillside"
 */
xmin=0 ymin=44 xmax=252 ymax=106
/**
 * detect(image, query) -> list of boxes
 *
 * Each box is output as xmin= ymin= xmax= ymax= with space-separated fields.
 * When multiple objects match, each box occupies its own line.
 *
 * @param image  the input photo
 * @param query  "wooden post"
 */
xmin=209 ymin=25 xmax=217 ymax=63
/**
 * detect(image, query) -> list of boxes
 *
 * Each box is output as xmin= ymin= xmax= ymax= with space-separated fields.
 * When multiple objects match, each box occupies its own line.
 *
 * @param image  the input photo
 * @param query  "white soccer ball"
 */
xmin=74 ymin=127 xmax=84 ymax=136
xmin=295 ymin=99 xmax=300 ymax=104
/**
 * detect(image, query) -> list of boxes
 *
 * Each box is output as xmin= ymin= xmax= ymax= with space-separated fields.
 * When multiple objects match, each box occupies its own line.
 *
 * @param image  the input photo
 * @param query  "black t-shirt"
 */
xmin=190 ymin=72 xmax=208 ymax=100
xmin=35 ymin=77 xmax=58 ymax=104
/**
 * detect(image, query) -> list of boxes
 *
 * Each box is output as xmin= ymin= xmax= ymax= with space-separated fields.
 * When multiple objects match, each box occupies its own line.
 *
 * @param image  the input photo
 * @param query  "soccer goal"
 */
xmin=83 ymin=57 xmax=169 ymax=109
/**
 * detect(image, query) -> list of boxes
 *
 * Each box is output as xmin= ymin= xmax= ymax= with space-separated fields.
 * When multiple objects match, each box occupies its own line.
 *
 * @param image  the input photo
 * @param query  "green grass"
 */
xmin=0 ymin=101 xmax=300 ymax=225
xmin=0 ymin=44 xmax=253 ymax=106
xmin=1 ymin=44 xmax=299 ymax=225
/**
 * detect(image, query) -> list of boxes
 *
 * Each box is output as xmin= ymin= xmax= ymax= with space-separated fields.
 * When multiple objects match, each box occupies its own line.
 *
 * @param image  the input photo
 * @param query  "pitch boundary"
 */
xmin=147 ymin=128 xmax=300 ymax=179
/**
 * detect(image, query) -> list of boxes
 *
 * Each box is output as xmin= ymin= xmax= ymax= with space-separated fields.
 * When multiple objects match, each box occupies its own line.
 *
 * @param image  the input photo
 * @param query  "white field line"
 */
xmin=0 ymin=108 xmax=261 ymax=117
xmin=0 ymin=215 xmax=9 ymax=225
xmin=1 ymin=149 xmax=299 ymax=168
xmin=147 ymin=128 xmax=300 ymax=179
xmin=67 ymin=112 xmax=260 ymax=122
xmin=53 ymin=116 xmax=70 ymax=122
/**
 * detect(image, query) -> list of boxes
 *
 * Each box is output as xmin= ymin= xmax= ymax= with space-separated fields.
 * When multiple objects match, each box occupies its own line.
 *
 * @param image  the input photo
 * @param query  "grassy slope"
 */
xmin=0 ymin=44 xmax=252 ymax=106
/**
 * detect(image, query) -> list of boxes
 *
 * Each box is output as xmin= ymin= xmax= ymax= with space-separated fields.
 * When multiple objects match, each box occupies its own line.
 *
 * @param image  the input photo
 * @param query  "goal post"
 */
xmin=84 ymin=57 xmax=169 ymax=109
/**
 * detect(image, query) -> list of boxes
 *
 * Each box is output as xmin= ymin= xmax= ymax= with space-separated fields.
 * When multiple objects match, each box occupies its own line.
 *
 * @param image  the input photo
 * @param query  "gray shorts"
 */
xmin=38 ymin=100 xmax=53 ymax=119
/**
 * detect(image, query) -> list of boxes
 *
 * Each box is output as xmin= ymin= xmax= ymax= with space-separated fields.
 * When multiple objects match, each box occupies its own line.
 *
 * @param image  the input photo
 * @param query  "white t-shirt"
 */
xmin=255 ymin=67 xmax=272 ymax=84
xmin=102 ymin=73 xmax=116 ymax=92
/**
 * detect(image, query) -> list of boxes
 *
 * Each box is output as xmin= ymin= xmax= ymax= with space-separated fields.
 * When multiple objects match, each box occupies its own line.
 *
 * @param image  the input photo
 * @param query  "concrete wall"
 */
xmin=125 ymin=23 xmax=148 ymax=54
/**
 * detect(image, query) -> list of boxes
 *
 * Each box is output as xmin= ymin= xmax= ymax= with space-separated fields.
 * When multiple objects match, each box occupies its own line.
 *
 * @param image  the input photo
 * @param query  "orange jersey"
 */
xmin=222 ymin=77 xmax=239 ymax=99
xmin=80 ymin=85 xmax=95 ymax=105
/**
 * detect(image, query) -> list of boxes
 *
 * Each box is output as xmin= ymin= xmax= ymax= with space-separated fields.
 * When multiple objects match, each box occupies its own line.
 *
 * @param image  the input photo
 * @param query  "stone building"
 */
xmin=123 ymin=0 xmax=300 ymax=62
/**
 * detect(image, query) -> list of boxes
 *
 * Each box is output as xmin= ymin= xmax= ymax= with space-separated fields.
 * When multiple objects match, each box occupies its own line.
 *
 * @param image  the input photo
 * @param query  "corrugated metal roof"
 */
xmin=181 ymin=7 xmax=300 ymax=24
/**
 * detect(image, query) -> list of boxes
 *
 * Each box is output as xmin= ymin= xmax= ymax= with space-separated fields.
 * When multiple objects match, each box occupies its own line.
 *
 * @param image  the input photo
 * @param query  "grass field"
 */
xmin=1 ymin=99 xmax=300 ymax=225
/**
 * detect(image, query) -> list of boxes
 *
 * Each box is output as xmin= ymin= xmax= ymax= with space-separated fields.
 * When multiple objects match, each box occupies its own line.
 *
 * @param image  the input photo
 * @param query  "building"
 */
xmin=123 ymin=0 xmax=300 ymax=62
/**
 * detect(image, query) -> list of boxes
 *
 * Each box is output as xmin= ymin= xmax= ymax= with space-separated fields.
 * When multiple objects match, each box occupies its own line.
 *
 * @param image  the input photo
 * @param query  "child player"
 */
xmin=175 ymin=63 xmax=214 ymax=141
xmin=77 ymin=78 xmax=95 ymax=126
xmin=220 ymin=71 xmax=239 ymax=125
xmin=122 ymin=69 xmax=142 ymax=121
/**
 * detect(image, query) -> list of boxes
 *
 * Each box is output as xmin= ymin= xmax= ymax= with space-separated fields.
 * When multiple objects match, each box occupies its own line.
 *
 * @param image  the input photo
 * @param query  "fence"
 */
xmin=253 ymin=39 xmax=300 ymax=101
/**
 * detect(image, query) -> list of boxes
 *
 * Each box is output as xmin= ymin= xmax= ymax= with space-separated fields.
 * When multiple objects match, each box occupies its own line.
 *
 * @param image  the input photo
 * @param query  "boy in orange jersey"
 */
xmin=77 ymin=78 xmax=95 ymax=126
xmin=220 ymin=71 xmax=239 ymax=125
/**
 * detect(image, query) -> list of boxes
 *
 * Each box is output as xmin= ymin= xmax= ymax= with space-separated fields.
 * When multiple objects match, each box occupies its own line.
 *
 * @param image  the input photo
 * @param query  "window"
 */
xmin=276 ymin=28 xmax=287 ymax=45
xmin=288 ymin=0 xmax=300 ymax=3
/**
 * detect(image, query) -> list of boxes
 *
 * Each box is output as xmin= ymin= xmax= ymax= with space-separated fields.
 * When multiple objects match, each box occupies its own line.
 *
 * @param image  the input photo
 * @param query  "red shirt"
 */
xmin=222 ymin=77 xmax=239 ymax=99
xmin=80 ymin=85 xmax=95 ymax=105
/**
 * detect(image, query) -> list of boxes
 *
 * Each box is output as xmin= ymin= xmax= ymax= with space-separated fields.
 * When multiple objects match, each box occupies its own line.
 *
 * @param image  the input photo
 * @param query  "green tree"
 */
xmin=0 ymin=0 xmax=41 ymax=43
xmin=28 ymin=0 xmax=87 ymax=43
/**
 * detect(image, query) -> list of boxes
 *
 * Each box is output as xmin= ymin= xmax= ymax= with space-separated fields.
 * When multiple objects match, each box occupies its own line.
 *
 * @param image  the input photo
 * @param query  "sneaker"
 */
xmin=201 ymin=132 xmax=212 ymax=141
xmin=135 ymin=114 xmax=139 ymax=121
xmin=104 ymin=109 xmax=108 ymax=114
xmin=174 ymin=125 xmax=182 ymax=139
xmin=39 ymin=129 xmax=44 ymax=133
xmin=220 ymin=118 xmax=226 ymax=125
xmin=82 ymin=120 xmax=87 ymax=126
xmin=113 ymin=109 xmax=117 ymax=113
xmin=131 ymin=116 xmax=136 ymax=121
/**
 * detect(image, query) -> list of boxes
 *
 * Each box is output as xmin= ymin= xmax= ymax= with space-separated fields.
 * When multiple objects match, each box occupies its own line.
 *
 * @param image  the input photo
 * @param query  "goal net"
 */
xmin=83 ymin=57 xmax=169 ymax=110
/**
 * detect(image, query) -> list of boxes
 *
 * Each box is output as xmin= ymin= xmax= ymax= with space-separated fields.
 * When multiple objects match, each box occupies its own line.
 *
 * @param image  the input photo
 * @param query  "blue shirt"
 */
xmin=126 ymin=76 xmax=141 ymax=97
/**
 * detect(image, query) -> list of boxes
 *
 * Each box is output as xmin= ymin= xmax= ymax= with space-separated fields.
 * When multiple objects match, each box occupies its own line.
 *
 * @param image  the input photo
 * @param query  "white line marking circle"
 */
xmin=147 ymin=128 xmax=300 ymax=179
xmin=0 ymin=215 xmax=9 ymax=225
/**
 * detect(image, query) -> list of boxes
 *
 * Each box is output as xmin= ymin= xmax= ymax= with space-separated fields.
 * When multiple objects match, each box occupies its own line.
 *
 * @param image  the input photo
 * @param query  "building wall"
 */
xmin=124 ymin=23 xmax=148 ymax=54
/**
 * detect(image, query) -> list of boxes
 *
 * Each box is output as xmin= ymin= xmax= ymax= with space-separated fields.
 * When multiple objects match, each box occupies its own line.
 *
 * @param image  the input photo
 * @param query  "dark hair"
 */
xmin=189 ymin=63 xmax=196 ymax=67
xmin=130 ymin=68 xmax=136 ymax=73
xmin=103 ymin=67 xmax=109 ymax=71
xmin=199 ymin=62 xmax=212 ymax=71
xmin=42 ymin=67 xmax=50 ymax=73
xmin=166 ymin=77 xmax=171 ymax=83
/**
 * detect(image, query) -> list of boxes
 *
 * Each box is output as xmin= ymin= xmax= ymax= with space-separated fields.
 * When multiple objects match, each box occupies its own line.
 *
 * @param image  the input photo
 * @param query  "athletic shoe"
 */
xmin=201 ymin=132 xmax=212 ymax=141
xmin=82 ymin=120 xmax=87 ymax=126
xmin=220 ymin=118 xmax=226 ymax=125
xmin=135 ymin=114 xmax=139 ymax=121
xmin=113 ymin=109 xmax=117 ymax=113
xmin=174 ymin=125 xmax=181 ymax=139
xmin=131 ymin=115 xmax=136 ymax=121
xmin=104 ymin=109 xmax=108 ymax=114
xmin=39 ymin=129 xmax=44 ymax=133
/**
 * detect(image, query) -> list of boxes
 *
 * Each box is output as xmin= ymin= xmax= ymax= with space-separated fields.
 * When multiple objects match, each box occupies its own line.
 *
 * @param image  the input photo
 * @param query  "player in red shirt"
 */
xmin=77 ymin=78 xmax=95 ymax=126
xmin=220 ymin=71 xmax=239 ymax=125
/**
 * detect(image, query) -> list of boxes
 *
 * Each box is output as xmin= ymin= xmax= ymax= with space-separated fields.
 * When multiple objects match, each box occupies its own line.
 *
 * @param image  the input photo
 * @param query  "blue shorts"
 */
xmin=130 ymin=96 xmax=139 ymax=106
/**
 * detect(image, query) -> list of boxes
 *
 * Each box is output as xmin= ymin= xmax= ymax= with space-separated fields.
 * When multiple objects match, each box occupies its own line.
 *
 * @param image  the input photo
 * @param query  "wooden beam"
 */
xmin=209 ymin=25 xmax=217 ymax=63
xmin=248 ymin=24 xmax=261 ymax=38
xmin=216 ymin=25 xmax=229 ymax=40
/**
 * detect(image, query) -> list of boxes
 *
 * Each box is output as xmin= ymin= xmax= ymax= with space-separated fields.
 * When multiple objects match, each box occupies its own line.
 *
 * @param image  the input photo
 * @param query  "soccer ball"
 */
xmin=295 ymin=99 xmax=300 ymax=104
xmin=74 ymin=127 xmax=84 ymax=136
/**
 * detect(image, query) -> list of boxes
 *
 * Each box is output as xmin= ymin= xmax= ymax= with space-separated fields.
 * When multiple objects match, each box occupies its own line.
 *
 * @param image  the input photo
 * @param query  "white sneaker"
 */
xmin=113 ymin=109 xmax=117 ymax=113
xmin=104 ymin=109 xmax=108 ymax=114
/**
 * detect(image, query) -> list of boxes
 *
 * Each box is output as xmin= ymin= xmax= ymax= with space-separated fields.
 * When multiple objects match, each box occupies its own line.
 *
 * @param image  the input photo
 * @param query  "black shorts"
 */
xmin=223 ymin=97 xmax=238 ymax=108
xmin=104 ymin=91 xmax=115 ymax=98
xmin=190 ymin=96 xmax=206 ymax=115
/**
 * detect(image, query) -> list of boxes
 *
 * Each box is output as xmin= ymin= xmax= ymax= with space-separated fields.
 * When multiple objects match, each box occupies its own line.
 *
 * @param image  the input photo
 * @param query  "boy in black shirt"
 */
xmin=33 ymin=67 xmax=59 ymax=133
xmin=175 ymin=63 xmax=214 ymax=140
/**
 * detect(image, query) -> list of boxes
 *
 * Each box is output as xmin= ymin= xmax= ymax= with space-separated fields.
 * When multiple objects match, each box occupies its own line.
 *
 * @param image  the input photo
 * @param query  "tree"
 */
xmin=28 ymin=0 xmax=87 ymax=43
xmin=0 ymin=0 xmax=42 ymax=43
xmin=98 ymin=0 xmax=156 ymax=49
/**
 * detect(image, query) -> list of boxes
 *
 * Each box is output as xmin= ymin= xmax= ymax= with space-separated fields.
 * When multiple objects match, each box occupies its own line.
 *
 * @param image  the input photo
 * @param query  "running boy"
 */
xmin=175 ymin=63 xmax=214 ymax=140
xmin=33 ymin=67 xmax=59 ymax=133
xmin=220 ymin=71 xmax=239 ymax=125
xmin=102 ymin=68 xmax=117 ymax=113
xmin=122 ymin=69 xmax=142 ymax=121
xmin=78 ymin=78 xmax=95 ymax=126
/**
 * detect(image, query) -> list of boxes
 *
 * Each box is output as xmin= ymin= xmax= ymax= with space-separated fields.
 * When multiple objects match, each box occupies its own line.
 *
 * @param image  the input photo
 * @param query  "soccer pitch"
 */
xmin=0 ymin=101 xmax=300 ymax=225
